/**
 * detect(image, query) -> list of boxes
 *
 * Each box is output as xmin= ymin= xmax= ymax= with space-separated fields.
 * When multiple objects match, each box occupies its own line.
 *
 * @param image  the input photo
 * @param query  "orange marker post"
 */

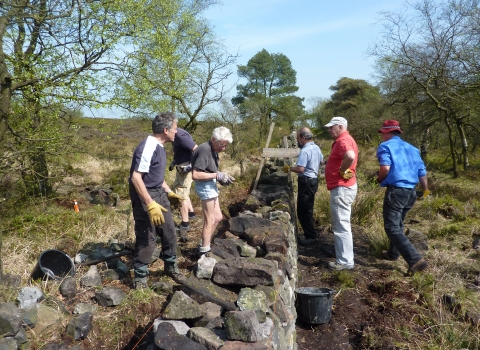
xmin=73 ymin=199 xmax=80 ymax=212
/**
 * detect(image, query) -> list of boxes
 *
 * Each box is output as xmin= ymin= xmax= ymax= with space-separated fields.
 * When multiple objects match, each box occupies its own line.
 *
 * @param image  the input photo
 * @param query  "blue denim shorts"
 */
xmin=194 ymin=179 xmax=219 ymax=200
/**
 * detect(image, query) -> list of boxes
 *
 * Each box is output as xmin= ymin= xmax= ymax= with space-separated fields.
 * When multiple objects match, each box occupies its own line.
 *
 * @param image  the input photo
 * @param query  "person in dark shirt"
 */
xmin=191 ymin=126 xmax=234 ymax=257
xmin=171 ymin=128 xmax=198 ymax=242
xmin=128 ymin=112 xmax=184 ymax=288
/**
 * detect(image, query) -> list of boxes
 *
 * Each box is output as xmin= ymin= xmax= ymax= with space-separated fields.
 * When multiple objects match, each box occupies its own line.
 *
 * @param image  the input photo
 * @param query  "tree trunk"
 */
xmin=420 ymin=128 xmax=429 ymax=162
xmin=455 ymin=118 xmax=469 ymax=170
xmin=444 ymin=113 xmax=458 ymax=178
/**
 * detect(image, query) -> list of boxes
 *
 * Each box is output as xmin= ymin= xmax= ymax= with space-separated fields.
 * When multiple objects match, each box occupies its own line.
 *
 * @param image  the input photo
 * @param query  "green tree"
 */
xmin=232 ymin=49 xmax=304 ymax=146
xmin=370 ymin=0 xmax=480 ymax=177
xmin=109 ymin=0 xmax=237 ymax=130
xmin=0 ymin=0 xmax=125 ymax=284
xmin=325 ymin=77 xmax=384 ymax=143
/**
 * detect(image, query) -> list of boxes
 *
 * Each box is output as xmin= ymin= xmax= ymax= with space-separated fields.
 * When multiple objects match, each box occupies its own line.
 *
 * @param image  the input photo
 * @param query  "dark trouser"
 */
xmin=129 ymin=184 xmax=177 ymax=279
xmin=383 ymin=186 xmax=422 ymax=266
xmin=297 ymin=176 xmax=319 ymax=239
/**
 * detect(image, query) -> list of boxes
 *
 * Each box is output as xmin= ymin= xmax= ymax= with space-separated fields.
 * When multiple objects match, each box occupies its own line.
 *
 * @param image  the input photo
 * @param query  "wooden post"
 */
xmin=283 ymin=136 xmax=299 ymax=234
xmin=253 ymin=122 xmax=275 ymax=190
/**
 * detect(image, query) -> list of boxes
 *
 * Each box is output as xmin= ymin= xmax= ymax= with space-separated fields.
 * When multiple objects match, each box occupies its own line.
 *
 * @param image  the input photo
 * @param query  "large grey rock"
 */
xmin=35 ymin=304 xmax=61 ymax=334
xmin=95 ymin=287 xmax=126 ymax=307
xmin=224 ymin=310 xmax=262 ymax=342
xmin=153 ymin=319 xmax=190 ymax=334
xmin=187 ymin=327 xmax=225 ymax=350
xmin=151 ymin=281 xmax=174 ymax=295
xmin=196 ymin=255 xmax=216 ymax=279
xmin=237 ymin=288 xmax=267 ymax=322
xmin=229 ymin=216 xmax=280 ymax=239
xmin=80 ymin=265 xmax=102 ymax=287
xmin=0 ymin=302 xmax=22 ymax=336
xmin=221 ymin=341 xmax=268 ymax=350
xmin=0 ymin=337 xmax=17 ymax=350
xmin=14 ymin=326 xmax=29 ymax=345
xmin=213 ymin=239 xmax=241 ymax=258
xmin=73 ymin=303 xmax=98 ymax=315
xmin=163 ymin=291 xmax=205 ymax=320
xmin=65 ymin=312 xmax=93 ymax=340
xmin=213 ymin=258 xmax=278 ymax=287
xmin=228 ymin=239 xmax=257 ymax=258
xmin=194 ymin=302 xmax=224 ymax=327
xmin=154 ymin=322 xmax=207 ymax=350
xmin=59 ymin=277 xmax=77 ymax=298
xmin=181 ymin=276 xmax=237 ymax=311
xmin=264 ymin=235 xmax=288 ymax=254
xmin=210 ymin=242 xmax=239 ymax=260
xmin=17 ymin=287 xmax=46 ymax=309
xmin=21 ymin=307 xmax=37 ymax=329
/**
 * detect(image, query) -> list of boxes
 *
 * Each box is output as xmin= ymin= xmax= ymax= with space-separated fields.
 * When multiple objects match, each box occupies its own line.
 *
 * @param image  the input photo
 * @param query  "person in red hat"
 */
xmin=376 ymin=120 xmax=430 ymax=275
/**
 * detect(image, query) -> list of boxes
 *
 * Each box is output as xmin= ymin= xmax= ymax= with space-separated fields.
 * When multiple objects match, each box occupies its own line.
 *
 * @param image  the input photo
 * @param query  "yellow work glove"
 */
xmin=418 ymin=189 xmax=431 ymax=200
xmin=146 ymin=202 xmax=168 ymax=226
xmin=339 ymin=168 xmax=354 ymax=180
xmin=167 ymin=191 xmax=184 ymax=202
xmin=283 ymin=164 xmax=290 ymax=173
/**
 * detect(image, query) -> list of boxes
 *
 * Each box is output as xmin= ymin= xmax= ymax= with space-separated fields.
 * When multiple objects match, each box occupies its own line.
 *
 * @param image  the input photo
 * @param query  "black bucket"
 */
xmin=295 ymin=287 xmax=336 ymax=324
xmin=31 ymin=249 xmax=76 ymax=281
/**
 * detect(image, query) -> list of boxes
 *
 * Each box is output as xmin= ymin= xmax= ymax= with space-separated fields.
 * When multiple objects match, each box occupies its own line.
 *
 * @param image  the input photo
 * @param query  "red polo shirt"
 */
xmin=325 ymin=131 xmax=358 ymax=190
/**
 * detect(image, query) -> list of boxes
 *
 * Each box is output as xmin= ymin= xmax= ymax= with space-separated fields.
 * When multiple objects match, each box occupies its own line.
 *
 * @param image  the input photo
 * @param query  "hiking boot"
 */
xmin=406 ymin=258 xmax=428 ymax=276
xmin=178 ymin=224 xmax=190 ymax=243
xmin=164 ymin=262 xmax=186 ymax=284
xmin=328 ymin=261 xmax=354 ymax=271
xmin=381 ymin=250 xmax=399 ymax=261
xmin=134 ymin=277 xmax=149 ymax=290
xmin=188 ymin=213 xmax=197 ymax=221
xmin=298 ymin=237 xmax=317 ymax=246
xmin=195 ymin=245 xmax=211 ymax=259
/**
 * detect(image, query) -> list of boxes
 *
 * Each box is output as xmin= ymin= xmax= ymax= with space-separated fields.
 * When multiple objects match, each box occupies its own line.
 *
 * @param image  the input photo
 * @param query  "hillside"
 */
xmin=1 ymin=117 xmax=480 ymax=349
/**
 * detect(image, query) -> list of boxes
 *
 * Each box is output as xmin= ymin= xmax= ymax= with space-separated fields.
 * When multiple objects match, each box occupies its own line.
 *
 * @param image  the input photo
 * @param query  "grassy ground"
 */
xmin=1 ymin=117 xmax=479 ymax=349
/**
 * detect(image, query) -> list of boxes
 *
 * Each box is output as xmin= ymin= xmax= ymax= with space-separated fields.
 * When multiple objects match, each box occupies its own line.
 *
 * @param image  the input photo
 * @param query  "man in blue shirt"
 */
xmin=284 ymin=127 xmax=323 ymax=245
xmin=376 ymin=120 xmax=430 ymax=275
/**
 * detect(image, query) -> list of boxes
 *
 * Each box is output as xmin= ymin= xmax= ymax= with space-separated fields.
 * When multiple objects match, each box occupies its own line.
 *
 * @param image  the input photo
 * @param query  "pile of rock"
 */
xmin=0 ymin=171 xmax=299 ymax=349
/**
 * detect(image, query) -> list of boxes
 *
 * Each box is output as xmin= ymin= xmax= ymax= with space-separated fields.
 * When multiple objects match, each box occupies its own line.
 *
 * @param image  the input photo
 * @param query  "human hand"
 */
xmin=217 ymin=172 xmax=235 ymax=185
xmin=283 ymin=164 xmax=290 ymax=173
xmin=339 ymin=168 xmax=354 ymax=180
xmin=417 ymin=189 xmax=431 ymax=200
xmin=168 ymin=160 xmax=176 ymax=171
xmin=146 ymin=202 xmax=168 ymax=226
xmin=167 ymin=191 xmax=184 ymax=202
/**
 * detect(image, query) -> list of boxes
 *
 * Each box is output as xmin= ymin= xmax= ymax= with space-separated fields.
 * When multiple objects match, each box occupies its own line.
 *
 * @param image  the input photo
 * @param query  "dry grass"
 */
xmin=1 ymin=118 xmax=480 ymax=349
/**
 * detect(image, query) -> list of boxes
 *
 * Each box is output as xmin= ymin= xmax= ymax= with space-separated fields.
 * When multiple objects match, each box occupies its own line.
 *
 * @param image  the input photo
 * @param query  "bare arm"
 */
xmin=192 ymin=169 xmax=217 ymax=181
xmin=419 ymin=175 xmax=428 ymax=191
xmin=290 ymin=165 xmax=305 ymax=174
xmin=340 ymin=150 xmax=356 ymax=171
xmin=131 ymin=171 xmax=154 ymax=205
xmin=376 ymin=165 xmax=390 ymax=183
xmin=161 ymin=180 xmax=172 ymax=193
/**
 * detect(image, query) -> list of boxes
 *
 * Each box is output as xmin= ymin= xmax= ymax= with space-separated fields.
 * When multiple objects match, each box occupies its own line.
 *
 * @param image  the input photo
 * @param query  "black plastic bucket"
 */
xmin=295 ymin=287 xmax=336 ymax=324
xmin=31 ymin=249 xmax=76 ymax=280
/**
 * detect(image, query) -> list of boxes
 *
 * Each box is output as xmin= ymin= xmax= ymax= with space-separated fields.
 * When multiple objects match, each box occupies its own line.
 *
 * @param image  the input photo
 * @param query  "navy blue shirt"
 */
xmin=377 ymin=136 xmax=427 ymax=188
xmin=173 ymin=128 xmax=196 ymax=164
xmin=129 ymin=136 xmax=166 ymax=188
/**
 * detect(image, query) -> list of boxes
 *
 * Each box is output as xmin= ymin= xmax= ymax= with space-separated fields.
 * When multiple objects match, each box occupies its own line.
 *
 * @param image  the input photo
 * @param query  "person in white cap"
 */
xmin=324 ymin=116 xmax=358 ymax=270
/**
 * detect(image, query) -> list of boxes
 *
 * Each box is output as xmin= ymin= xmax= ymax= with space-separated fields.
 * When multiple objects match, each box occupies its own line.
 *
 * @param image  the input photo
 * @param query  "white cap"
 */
xmin=324 ymin=116 xmax=348 ymax=128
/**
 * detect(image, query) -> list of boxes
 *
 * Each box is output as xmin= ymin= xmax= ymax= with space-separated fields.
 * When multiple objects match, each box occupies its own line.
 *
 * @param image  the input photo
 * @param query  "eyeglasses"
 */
xmin=215 ymin=140 xmax=228 ymax=148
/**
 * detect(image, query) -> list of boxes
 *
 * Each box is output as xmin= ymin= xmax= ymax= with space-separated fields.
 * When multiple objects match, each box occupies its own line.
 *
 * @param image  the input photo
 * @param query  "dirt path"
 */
xmin=295 ymin=227 xmax=422 ymax=350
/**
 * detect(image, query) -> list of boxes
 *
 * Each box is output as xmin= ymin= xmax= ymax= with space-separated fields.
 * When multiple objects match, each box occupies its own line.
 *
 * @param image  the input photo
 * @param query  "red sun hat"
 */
xmin=378 ymin=120 xmax=403 ymax=134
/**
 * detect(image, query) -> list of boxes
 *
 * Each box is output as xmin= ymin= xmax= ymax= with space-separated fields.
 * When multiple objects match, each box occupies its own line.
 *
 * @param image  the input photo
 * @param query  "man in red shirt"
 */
xmin=324 ymin=117 xmax=358 ymax=270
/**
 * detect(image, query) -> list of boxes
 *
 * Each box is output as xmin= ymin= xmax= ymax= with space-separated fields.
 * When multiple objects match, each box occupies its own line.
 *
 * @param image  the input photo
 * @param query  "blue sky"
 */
xmin=203 ymin=0 xmax=407 ymax=109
